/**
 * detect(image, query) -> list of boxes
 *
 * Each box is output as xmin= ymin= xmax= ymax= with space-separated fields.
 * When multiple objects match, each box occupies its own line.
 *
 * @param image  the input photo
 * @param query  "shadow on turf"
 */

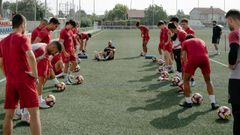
xmin=127 ymin=88 xmax=182 ymax=112
xmin=136 ymin=81 xmax=171 ymax=92
xmin=115 ymin=56 xmax=141 ymax=60
xmin=150 ymin=109 xmax=212 ymax=129
xmin=215 ymin=118 xmax=231 ymax=124
xmin=128 ymin=74 xmax=159 ymax=82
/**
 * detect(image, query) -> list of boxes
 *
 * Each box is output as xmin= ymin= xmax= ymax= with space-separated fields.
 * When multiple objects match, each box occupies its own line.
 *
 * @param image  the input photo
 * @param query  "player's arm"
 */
xmin=26 ymin=50 xmax=38 ymax=79
xmin=165 ymin=31 xmax=172 ymax=45
xmin=181 ymin=50 xmax=187 ymax=63
xmin=59 ymin=39 xmax=69 ymax=57
xmin=32 ymin=37 xmax=42 ymax=44
xmin=0 ymin=57 xmax=5 ymax=77
xmin=228 ymin=42 xmax=239 ymax=70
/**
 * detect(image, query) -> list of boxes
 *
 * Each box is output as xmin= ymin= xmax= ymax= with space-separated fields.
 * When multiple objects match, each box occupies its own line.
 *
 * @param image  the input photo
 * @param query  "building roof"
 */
xmin=127 ymin=10 xmax=145 ymax=18
xmin=190 ymin=8 xmax=226 ymax=15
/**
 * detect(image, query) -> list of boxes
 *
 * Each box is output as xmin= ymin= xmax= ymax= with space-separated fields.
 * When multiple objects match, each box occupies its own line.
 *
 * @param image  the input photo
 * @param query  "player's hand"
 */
xmin=25 ymin=71 xmax=38 ymax=79
xmin=229 ymin=64 xmax=237 ymax=70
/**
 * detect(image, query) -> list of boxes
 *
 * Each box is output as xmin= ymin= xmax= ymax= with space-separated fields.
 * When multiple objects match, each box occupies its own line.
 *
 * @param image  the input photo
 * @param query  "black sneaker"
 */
xmin=179 ymin=101 xmax=192 ymax=108
xmin=211 ymin=103 xmax=220 ymax=110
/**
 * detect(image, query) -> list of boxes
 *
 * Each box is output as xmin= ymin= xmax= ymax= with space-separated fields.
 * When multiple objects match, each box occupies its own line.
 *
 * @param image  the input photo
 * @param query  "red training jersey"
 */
xmin=38 ymin=26 xmax=52 ymax=44
xmin=60 ymin=27 xmax=74 ymax=52
xmin=31 ymin=27 xmax=42 ymax=43
xmin=32 ymin=43 xmax=48 ymax=61
xmin=185 ymin=27 xmax=195 ymax=36
xmin=177 ymin=29 xmax=187 ymax=45
xmin=182 ymin=38 xmax=208 ymax=59
xmin=228 ymin=29 xmax=240 ymax=45
xmin=139 ymin=25 xmax=150 ymax=38
xmin=0 ymin=33 xmax=32 ymax=83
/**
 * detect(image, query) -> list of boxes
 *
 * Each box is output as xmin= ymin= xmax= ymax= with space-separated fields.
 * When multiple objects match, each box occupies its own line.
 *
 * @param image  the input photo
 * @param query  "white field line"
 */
xmin=209 ymin=59 xmax=228 ymax=67
xmin=0 ymin=30 xmax=105 ymax=84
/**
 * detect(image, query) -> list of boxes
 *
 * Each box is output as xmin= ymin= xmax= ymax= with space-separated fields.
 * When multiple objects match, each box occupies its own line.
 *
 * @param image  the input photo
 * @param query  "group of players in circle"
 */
xmin=137 ymin=9 xmax=240 ymax=135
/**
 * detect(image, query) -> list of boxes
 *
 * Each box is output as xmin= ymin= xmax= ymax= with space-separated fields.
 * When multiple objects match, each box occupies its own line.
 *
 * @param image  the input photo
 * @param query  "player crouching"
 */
xmin=179 ymin=35 xmax=219 ymax=110
xmin=94 ymin=40 xmax=116 ymax=61
xmin=33 ymin=41 xmax=64 ymax=108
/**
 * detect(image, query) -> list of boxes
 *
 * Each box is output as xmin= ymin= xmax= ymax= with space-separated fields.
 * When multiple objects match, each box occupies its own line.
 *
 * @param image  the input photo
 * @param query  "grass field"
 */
xmin=0 ymin=29 xmax=232 ymax=135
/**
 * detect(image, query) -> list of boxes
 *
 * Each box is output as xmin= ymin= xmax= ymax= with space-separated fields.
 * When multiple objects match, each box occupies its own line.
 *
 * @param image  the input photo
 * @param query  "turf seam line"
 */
xmin=209 ymin=58 xmax=228 ymax=67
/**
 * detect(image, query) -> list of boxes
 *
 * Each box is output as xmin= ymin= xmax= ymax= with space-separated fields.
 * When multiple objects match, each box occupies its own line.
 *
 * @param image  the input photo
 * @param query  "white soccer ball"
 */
xmin=171 ymin=76 xmax=181 ymax=86
xmin=191 ymin=93 xmax=203 ymax=104
xmin=152 ymin=57 xmax=157 ymax=62
xmin=218 ymin=106 xmax=232 ymax=120
xmin=45 ymin=94 xmax=56 ymax=107
xmin=158 ymin=71 xmax=169 ymax=81
xmin=177 ymin=81 xmax=184 ymax=93
xmin=158 ymin=66 xmax=166 ymax=73
xmin=158 ymin=59 xmax=165 ymax=66
xmin=75 ymin=75 xmax=84 ymax=84
xmin=55 ymin=82 xmax=66 ymax=92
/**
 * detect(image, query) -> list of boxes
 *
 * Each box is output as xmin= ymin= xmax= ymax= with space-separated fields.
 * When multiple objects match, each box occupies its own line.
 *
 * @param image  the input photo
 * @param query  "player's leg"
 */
xmin=79 ymin=40 xmax=84 ymax=53
xmin=141 ymin=38 xmax=148 ymax=56
xmin=27 ymin=107 xmax=41 ymax=135
xmin=179 ymin=72 xmax=193 ymax=107
xmin=54 ymin=60 xmax=64 ymax=78
xmin=164 ymin=50 xmax=173 ymax=73
xmin=3 ymin=109 xmax=15 ymax=135
xmin=231 ymin=103 xmax=240 ymax=135
xmin=173 ymin=49 xmax=182 ymax=73
xmin=37 ymin=76 xmax=50 ymax=108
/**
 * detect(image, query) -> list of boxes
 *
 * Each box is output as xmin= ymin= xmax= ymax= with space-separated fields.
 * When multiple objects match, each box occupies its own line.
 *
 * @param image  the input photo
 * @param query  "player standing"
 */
xmin=179 ymin=35 xmax=219 ymax=110
xmin=212 ymin=20 xmax=222 ymax=55
xmin=31 ymin=19 xmax=48 ymax=43
xmin=136 ymin=22 xmax=150 ymax=56
xmin=0 ymin=14 xmax=41 ymax=135
xmin=225 ymin=9 xmax=240 ymax=135
xmin=59 ymin=20 xmax=77 ymax=85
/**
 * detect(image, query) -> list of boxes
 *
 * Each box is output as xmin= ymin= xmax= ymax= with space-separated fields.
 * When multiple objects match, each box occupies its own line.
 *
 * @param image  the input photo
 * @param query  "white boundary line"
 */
xmin=0 ymin=30 xmax=105 ymax=84
xmin=210 ymin=58 xmax=228 ymax=67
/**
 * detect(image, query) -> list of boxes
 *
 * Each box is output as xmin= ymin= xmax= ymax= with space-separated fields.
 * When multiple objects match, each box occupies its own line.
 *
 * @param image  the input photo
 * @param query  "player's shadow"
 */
xmin=128 ymin=74 xmax=159 ymax=82
xmin=0 ymin=113 xmax=4 ymax=134
xmin=136 ymin=81 xmax=171 ymax=92
xmin=150 ymin=108 xmax=211 ymax=129
xmin=127 ymin=88 xmax=181 ymax=112
xmin=141 ymin=62 xmax=157 ymax=68
xmin=13 ymin=121 xmax=30 ymax=128
xmin=116 ymin=56 xmax=141 ymax=60
xmin=215 ymin=118 xmax=231 ymax=124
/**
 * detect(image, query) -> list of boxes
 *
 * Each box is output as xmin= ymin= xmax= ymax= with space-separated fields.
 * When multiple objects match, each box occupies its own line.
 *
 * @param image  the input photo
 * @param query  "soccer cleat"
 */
xmin=64 ymin=79 xmax=73 ymax=85
xmin=179 ymin=101 xmax=192 ymax=108
xmin=211 ymin=103 xmax=220 ymax=110
xmin=39 ymin=101 xmax=50 ymax=109
xmin=190 ymin=80 xmax=196 ymax=87
xmin=21 ymin=111 xmax=30 ymax=124
xmin=178 ymin=89 xmax=184 ymax=94
xmin=56 ymin=72 xmax=64 ymax=78
xmin=13 ymin=112 xmax=21 ymax=120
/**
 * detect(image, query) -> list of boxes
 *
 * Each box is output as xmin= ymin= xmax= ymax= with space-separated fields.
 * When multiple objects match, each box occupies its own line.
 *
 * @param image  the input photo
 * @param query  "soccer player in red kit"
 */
xmin=0 ymin=14 xmax=41 ymax=135
xmin=179 ymin=34 xmax=219 ymax=110
xmin=59 ymin=20 xmax=77 ymax=85
xmin=225 ymin=9 xmax=240 ymax=135
xmin=32 ymin=41 xmax=62 ymax=108
xmin=157 ymin=21 xmax=173 ymax=73
xmin=71 ymin=23 xmax=79 ymax=50
xmin=180 ymin=18 xmax=195 ymax=35
xmin=31 ymin=19 xmax=48 ymax=43
xmin=136 ymin=22 xmax=150 ymax=56
xmin=78 ymin=32 xmax=92 ymax=54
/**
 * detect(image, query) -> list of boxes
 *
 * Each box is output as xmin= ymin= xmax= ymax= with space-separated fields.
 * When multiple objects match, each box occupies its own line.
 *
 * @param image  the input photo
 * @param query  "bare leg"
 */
xmin=3 ymin=109 xmax=15 ymax=135
xmin=27 ymin=107 xmax=41 ymax=135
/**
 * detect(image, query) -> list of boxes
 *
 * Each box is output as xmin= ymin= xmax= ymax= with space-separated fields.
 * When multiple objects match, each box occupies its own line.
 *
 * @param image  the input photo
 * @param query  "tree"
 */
xmin=104 ymin=4 xmax=128 ymax=21
xmin=176 ymin=9 xmax=190 ymax=20
xmin=0 ymin=0 xmax=2 ymax=17
xmin=143 ymin=5 xmax=168 ymax=25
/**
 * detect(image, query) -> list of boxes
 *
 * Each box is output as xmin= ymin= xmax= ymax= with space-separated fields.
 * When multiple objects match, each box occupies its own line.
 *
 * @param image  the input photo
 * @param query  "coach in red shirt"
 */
xmin=31 ymin=19 xmax=48 ymax=43
xmin=0 ymin=14 xmax=41 ymax=135
xmin=136 ymin=22 xmax=150 ymax=56
xmin=180 ymin=34 xmax=219 ymax=110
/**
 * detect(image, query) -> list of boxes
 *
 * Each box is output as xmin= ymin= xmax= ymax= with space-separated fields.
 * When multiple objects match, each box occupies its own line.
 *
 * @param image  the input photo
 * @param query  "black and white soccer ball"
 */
xmin=191 ymin=93 xmax=203 ymax=104
xmin=218 ymin=106 xmax=231 ymax=120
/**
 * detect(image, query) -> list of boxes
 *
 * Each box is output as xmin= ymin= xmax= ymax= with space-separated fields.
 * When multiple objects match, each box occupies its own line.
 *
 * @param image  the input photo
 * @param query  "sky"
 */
xmin=5 ymin=0 xmax=240 ymax=15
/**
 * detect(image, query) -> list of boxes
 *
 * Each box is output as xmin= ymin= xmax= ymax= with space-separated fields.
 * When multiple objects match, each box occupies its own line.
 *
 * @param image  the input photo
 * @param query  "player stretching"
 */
xmin=0 ymin=14 xmax=41 ymax=135
xmin=225 ymin=9 xmax=240 ymax=135
xmin=136 ymin=22 xmax=150 ymax=56
xmin=157 ymin=21 xmax=173 ymax=73
xmin=179 ymin=35 xmax=219 ymax=110
xmin=77 ymin=32 xmax=92 ymax=55
xmin=31 ymin=19 xmax=48 ymax=43
xmin=59 ymin=20 xmax=77 ymax=85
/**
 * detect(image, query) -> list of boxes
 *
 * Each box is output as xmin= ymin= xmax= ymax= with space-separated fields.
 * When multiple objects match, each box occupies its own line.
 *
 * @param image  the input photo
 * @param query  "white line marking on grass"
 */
xmin=210 ymin=59 xmax=228 ymax=67
xmin=0 ymin=78 xmax=6 ymax=83
xmin=92 ymin=30 xmax=105 ymax=38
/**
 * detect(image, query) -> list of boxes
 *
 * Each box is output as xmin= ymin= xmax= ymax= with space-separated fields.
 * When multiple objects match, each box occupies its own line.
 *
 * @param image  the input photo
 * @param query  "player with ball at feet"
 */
xmin=179 ymin=34 xmax=219 ymax=110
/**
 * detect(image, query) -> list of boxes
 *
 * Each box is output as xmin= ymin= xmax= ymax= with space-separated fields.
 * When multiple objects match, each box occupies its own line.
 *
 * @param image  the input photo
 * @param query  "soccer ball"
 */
xmin=158 ymin=71 xmax=169 ymax=81
xmin=45 ymin=94 xmax=56 ymax=107
xmin=158 ymin=59 xmax=165 ymax=66
xmin=171 ymin=76 xmax=181 ymax=86
xmin=158 ymin=66 xmax=166 ymax=73
xmin=191 ymin=93 xmax=203 ymax=104
xmin=55 ymin=82 xmax=66 ymax=92
xmin=177 ymin=81 xmax=184 ymax=93
xmin=75 ymin=75 xmax=84 ymax=84
xmin=74 ymin=65 xmax=81 ymax=72
xmin=152 ymin=57 xmax=157 ymax=62
xmin=218 ymin=106 xmax=232 ymax=120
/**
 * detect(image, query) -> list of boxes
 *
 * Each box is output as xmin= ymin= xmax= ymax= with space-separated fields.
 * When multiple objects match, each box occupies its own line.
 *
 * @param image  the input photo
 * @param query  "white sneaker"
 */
xmin=56 ymin=72 xmax=64 ymax=78
xmin=14 ymin=112 xmax=21 ymax=120
xmin=190 ymin=80 xmax=196 ymax=87
xmin=39 ymin=100 xmax=50 ymax=109
xmin=21 ymin=109 xmax=30 ymax=124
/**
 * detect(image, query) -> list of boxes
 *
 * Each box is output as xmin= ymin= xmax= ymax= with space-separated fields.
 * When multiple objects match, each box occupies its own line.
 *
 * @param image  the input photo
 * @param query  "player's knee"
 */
xmin=4 ymin=110 xmax=15 ymax=120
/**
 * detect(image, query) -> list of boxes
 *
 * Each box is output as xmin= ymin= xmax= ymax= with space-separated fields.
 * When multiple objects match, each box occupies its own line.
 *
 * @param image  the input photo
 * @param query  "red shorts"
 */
xmin=37 ymin=58 xmax=51 ymax=78
xmin=51 ymin=54 xmax=63 ymax=75
xmin=62 ymin=50 xmax=77 ymax=64
xmin=4 ymin=78 xmax=39 ymax=109
xmin=158 ymin=43 xmax=164 ymax=49
xmin=143 ymin=36 xmax=150 ymax=44
xmin=184 ymin=56 xmax=210 ymax=76
xmin=164 ymin=43 xmax=172 ymax=53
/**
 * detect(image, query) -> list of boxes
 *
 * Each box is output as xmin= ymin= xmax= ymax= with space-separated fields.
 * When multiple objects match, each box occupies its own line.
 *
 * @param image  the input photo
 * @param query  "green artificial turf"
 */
xmin=0 ymin=29 xmax=232 ymax=135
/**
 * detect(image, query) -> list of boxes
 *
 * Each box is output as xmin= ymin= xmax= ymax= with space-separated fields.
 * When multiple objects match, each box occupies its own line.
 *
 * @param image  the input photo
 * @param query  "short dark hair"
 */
xmin=51 ymin=41 xmax=62 ymax=52
xmin=185 ymin=34 xmax=195 ymax=40
xmin=88 ymin=33 xmax=92 ymax=38
xmin=49 ymin=17 xmax=60 ymax=24
xmin=168 ymin=22 xmax=177 ymax=29
xmin=157 ymin=20 xmax=165 ymax=26
xmin=136 ymin=21 xmax=140 ymax=27
xmin=212 ymin=20 xmax=217 ymax=23
xmin=170 ymin=16 xmax=179 ymax=23
xmin=225 ymin=9 xmax=240 ymax=20
xmin=181 ymin=18 xmax=188 ymax=23
xmin=66 ymin=19 xmax=76 ymax=27
xmin=12 ymin=14 xmax=26 ymax=29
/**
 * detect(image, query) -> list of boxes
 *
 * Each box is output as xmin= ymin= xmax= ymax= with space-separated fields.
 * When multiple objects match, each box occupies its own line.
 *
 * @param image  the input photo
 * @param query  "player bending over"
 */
xmin=0 ymin=14 xmax=41 ymax=135
xmin=179 ymin=35 xmax=219 ymax=110
xmin=157 ymin=21 xmax=173 ymax=73
xmin=31 ymin=19 xmax=48 ymax=43
xmin=77 ymin=32 xmax=92 ymax=55
xmin=136 ymin=22 xmax=150 ymax=56
xmin=95 ymin=40 xmax=116 ymax=61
